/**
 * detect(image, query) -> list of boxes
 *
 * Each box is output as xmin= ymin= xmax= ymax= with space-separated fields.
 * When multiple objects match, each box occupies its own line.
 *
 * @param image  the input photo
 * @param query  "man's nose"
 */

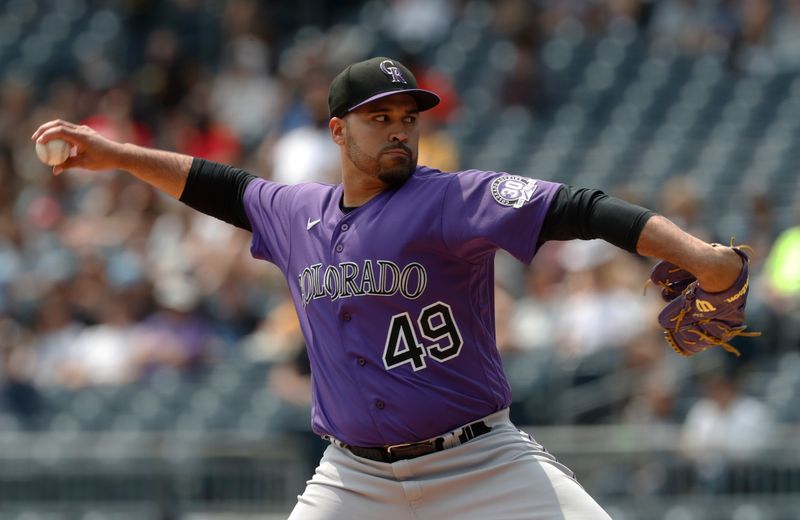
xmin=389 ymin=130 xmax=408 ymax=143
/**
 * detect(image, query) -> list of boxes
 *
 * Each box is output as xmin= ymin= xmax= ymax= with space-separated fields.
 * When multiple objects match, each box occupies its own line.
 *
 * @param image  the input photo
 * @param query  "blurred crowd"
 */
xmin=0 ymin=0 xmax=798 ymax=494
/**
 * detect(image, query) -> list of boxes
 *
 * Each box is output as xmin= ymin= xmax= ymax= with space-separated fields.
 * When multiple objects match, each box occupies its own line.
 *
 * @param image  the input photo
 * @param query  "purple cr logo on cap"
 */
xmin=380 ymin=60 xmax=408 ymax=84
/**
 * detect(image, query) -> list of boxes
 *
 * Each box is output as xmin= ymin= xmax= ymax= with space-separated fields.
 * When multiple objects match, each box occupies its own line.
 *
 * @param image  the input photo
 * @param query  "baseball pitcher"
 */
xmin=33 ymin=57 xmax=756 ymax=519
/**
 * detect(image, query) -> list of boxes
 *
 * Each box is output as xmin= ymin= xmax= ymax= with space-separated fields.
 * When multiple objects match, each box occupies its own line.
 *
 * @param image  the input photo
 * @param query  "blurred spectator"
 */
xmin=509 ymin=248 xmax=564 ymax=352
xmin=606 ymin=0 xmax=647 ymax=23
xmin=680 ymin=370 xmax=776 ymax=491
xmin=401 ymin=54 xmax=460 ymax=125
xmin=400 ymin=54 xmax=461 ymax=171
xmin=771 ymin=0 xmax=800 ymax=71
xmin=493 ymin=0 xmax=541 ymax=43
xmin=763 ymin=219 xmax=800 ymax=302
xmin=220 ymin=0 xmax=269 ymax=41
xmin=418 ymin=115 xmax=460 ymax=172
xmin=29 ymin=292 xmax=85 ymax=388
xmin=62 ymin=253 xmax=115 ymax=325
xmin=244 ymin=290 xmax=303 ymax=363
xmin=132 ymin=26 xmax=194 ymax=117
xmin=82 ymin=86 xmax=153 ymax=147
xmin=0 ymin=317 xmax=41 ymax=428
xmin=181 ymin=212 xmax=253 ymax=295
xmin=758 ymin=209 xmax=800 ymax=352
xmin=131 ymin=276 xmax=219 ymax=377
xmin=151 ymin=0 xmax=219 ymax=65
xmin=730 ymin=0 xmax=776 ymax=74
xmin=555 ymin=240 xmax=649 ymax=359
xmin=498 ymin=42 xmax=552 ymax=114
xmin=658 ymin=175 xmax=710 ymax=241
xmin=267 ymin=74 xmax=339 ymax=184
xmin=494 ymin=282 xmax=516 ymax=354
xmin=29 ymin=80 xmax=83 ymax=142
xmin=0 ymin=77 xmax=33 ymax=142
xmin=492 ymin=3 xmax=556 ymax=113
xmin=649 ymin=0 xmax=734 ymax=56
xmin=268 ymin=342 xmax=312 ymax=408
xmin=735 ymin=191 xmax=778 ymax=268
xmin=169 ymin=80 xmax=242 ymax=165
xmin=59 ymin=298 xmax=138 ymax=387
xmin=382 ymin=0 xmax=455 ymax=52
xmin=615 ymin=357 xmax=682 ymax=496
xmin=622 ymin=361 xmax=680 ymax=425
xmin=204 ymin=272 xmax=265 ymax=341
xmin=173 ymin=111 xmax=242 ymax=165
xmin=210 ymin=35 xmax=283 ymax=148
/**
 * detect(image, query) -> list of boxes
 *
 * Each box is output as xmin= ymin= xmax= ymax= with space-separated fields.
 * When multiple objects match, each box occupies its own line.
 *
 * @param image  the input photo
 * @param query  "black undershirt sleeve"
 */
xmin=538 ymin=185 xmax=656 ymax=254
xmin=179 ymin=158 xmax=256 ymax=232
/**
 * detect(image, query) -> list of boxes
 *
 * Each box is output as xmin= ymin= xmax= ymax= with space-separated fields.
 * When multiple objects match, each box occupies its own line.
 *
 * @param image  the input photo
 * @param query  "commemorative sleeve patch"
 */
xmin=490 ymin=175 xmax=538 ymax=208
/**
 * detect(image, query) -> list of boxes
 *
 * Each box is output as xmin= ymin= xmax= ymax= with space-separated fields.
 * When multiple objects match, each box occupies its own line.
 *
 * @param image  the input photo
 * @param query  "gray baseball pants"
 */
xmin=288 ymin=409 xmax=611 ymax=519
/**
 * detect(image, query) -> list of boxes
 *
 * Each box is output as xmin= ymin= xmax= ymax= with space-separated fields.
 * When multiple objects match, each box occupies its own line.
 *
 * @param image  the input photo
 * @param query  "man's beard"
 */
xmin=346 ymin=139 xmax=417 ymax=189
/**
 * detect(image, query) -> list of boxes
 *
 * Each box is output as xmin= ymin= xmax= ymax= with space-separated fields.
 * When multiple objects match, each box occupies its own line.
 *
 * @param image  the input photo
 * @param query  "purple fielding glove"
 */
xmin=648 ymin=260 xmax=696 ymax=302
xmin=657 ymin=247 xmax=760 ymax=357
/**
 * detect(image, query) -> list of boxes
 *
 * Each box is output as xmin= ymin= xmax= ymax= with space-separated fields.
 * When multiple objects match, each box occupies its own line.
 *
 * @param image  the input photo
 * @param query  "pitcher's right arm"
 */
xmin=32 ymin=120 xmax=256 ymax=231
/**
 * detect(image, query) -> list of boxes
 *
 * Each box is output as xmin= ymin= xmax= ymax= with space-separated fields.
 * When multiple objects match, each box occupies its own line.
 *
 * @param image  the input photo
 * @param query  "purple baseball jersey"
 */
xmin=243 ymin=166 xmax=561 ymax=446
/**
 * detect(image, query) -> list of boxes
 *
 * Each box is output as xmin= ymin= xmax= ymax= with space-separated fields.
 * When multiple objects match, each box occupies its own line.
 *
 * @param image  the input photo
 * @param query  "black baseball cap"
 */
xmin=328 ymin=57 xmax=440 ymax=119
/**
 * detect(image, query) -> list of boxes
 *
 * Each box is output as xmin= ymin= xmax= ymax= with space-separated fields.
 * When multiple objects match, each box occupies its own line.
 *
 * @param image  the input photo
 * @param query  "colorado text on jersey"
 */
xmin=297 ymin=260 xmax=428 ymax=305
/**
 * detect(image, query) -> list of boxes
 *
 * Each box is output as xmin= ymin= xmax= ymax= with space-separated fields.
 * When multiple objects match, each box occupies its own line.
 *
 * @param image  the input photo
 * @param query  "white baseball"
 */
xmin=35 ymin=139 xmax=71 ymax=166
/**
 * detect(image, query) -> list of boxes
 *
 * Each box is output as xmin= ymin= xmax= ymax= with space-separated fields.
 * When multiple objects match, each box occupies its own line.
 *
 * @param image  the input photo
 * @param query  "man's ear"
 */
xmin=329 ymin=117 xmax=346 ymax=145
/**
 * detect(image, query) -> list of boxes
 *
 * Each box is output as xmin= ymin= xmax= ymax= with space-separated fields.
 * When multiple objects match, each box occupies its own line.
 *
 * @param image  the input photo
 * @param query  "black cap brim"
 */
xmin=346 ymin=88 xmax=440 ymax=114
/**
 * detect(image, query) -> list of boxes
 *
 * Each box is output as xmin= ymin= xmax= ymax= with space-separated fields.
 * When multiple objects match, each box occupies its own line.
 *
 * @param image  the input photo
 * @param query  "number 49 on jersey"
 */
xmin=382 ymin=301 xmax=464 ymax=371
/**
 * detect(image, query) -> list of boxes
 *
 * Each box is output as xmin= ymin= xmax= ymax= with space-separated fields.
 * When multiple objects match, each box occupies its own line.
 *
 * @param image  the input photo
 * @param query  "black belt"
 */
xmin=341 ymin=420 xmax=493 ymax=463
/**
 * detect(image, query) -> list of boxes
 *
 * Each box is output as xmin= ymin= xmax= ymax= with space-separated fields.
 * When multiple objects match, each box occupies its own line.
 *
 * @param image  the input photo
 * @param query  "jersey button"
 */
xmin=343 ymin=312 xmax=352 ymax=322
xmin=341 ymin=224 xmax=349 ymax=231
xmin=335 ymin=244 xmax=344 ymax=253
xmin=357 ymin=357 xmax=366 ymax=366
xmin=375 ymin=400 xmax=385 ymax=410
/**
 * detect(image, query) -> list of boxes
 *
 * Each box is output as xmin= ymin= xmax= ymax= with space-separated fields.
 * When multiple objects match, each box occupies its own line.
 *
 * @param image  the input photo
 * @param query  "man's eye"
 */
xmin=404 ymin=116 xmax=417 ymax=124
xmin=375 ymin=115 xmax=387 ymax=122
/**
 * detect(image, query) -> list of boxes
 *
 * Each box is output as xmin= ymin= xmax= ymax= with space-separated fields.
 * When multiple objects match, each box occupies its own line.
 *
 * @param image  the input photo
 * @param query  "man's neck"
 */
xmin=341 ymin=168 xmax=387 ymax=208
